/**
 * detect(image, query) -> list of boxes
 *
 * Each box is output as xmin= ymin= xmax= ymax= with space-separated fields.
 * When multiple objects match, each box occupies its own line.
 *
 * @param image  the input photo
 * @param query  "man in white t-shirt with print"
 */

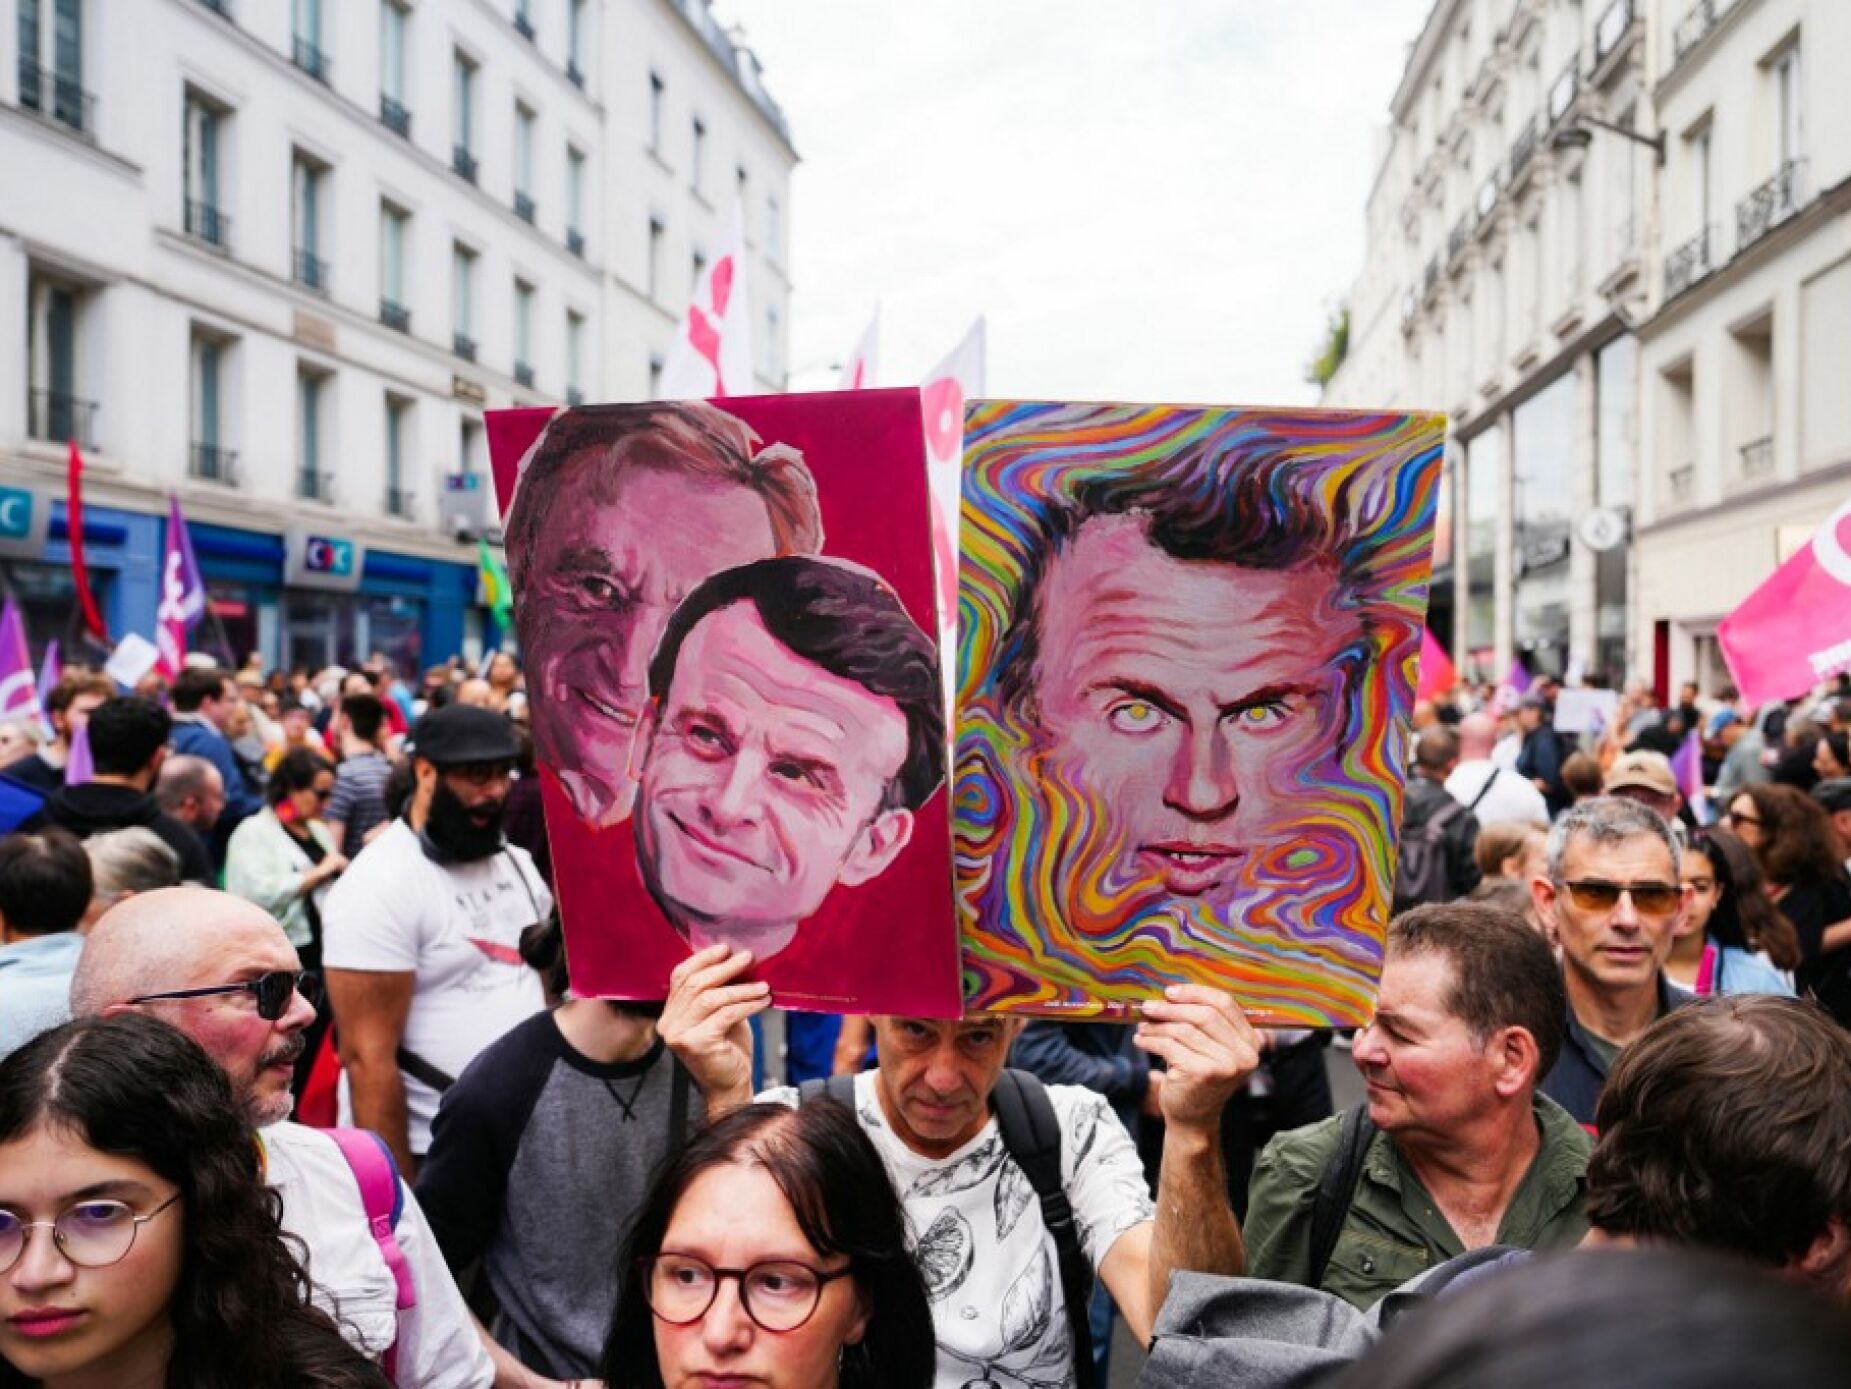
xmin=324 ymin=705 xmax=551 ymax=1175
xmin=663 ymin=945 xmax=1261 ymax=1389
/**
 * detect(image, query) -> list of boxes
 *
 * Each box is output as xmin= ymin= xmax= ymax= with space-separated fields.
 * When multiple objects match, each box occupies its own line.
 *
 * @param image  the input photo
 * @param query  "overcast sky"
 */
xmin=715 ymin=0 xmax=1433 ymax=405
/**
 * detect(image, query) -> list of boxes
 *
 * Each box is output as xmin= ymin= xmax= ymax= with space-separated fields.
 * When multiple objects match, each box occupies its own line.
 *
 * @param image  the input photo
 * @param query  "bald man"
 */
xmin=1445 ymin=710 xmax=1550 ymax=828
xmin=70 ymin=888 xmax=496 ymax=1388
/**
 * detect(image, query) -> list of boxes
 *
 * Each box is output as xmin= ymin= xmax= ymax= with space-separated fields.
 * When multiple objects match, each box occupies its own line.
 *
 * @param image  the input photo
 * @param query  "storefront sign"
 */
xmin=0 ymin=485 xmax=49 ymax=561
xmin=452 ymin=375 xmax=487 ymax=405
xmin=282 ymin=527 xmax=364 ymax=592
xmin=440 ymin=472 xmax=492 ymax=537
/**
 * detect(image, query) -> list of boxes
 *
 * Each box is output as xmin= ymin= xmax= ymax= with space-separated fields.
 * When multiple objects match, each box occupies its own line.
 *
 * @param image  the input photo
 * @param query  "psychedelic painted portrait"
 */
xmin=955 ymin=402 xmax=1445 ymax=1024
xmin=488 ymin=391 xmax=962 ymax=1018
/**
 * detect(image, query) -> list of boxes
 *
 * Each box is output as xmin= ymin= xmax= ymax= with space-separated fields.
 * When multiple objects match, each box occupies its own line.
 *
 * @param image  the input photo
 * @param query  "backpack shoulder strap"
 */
xmin=1467 ymin=766 xmax=1500 ymax=812
xmin=324 ymin=1127 xmax=415 ymax=1382
xmin=1307 ymin=1103 xmax=1376 ymax=1290
xmin=991 ymin=1069 xmax=1097 ymax=1389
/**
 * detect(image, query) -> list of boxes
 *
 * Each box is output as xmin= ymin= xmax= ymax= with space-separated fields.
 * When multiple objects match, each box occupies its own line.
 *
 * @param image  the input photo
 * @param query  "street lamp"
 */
xmin=1552 ymin=115 xmax=1666 ymax=166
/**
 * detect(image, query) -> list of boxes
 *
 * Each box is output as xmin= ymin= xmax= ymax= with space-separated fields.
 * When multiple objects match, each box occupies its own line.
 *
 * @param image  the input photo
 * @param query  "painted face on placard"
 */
xmin=1026 ymin=514 xmax=1357 ymax=908
xmin=521 ymin=463 xmax=779 ymax=828
xmin=634 ymin=601 xmax=913 ymax=962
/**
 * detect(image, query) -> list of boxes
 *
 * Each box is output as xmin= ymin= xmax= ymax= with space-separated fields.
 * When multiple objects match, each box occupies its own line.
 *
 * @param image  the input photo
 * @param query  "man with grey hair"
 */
xmin=1530 ymin=796 xmax=1694 ymax=1126
xmin=69 ymin=887 xmax=495 ymax=1387
xmin=154 ymin=753 xmax=226 ymax=841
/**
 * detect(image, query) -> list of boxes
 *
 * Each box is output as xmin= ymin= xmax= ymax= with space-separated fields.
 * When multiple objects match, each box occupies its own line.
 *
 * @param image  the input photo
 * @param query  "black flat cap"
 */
xmin=407 ymin=704 xmax=518 ymax=766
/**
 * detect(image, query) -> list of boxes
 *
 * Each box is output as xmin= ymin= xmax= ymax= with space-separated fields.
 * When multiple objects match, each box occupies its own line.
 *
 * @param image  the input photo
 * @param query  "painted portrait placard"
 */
xmin=955 ymin=402 xmax=1445 ymax=1024
xmin=489 ymin=391 xmax=962 ymax=1018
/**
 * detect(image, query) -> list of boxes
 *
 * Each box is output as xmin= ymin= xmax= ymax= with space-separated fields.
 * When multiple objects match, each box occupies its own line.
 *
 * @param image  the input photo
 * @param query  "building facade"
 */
xmin=1 ymin=0 xmax=794 ymax=672
xmin=1630 ymin=0 xmax=1851 ymax=697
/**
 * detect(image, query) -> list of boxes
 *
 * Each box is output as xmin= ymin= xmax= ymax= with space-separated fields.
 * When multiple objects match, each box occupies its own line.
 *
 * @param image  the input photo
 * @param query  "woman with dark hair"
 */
xmin=1725 ymin=783 xmax=1851 ymax=1022
xmin=1816 ymin=728 xmax=1851 ymax=783
xmin=600 ymin=1101 xmax=934 ymax=1389
xmin=1666 ymin=830 xmax=1798 ymax=996
xmin=0 ymin=1013 xmax=388 ymax=1388
xmin=224 ymin=748 xmax=347 ymax=970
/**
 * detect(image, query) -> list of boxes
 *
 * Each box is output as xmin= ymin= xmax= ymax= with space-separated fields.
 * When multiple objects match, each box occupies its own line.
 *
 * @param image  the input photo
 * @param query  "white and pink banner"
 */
xmin=1719 ymin=493 xmax=1851 ymax=706
xmin=919 ymin=318 xmax=986 ymax=632
xmin=837 ymin=309 xmax=879 ymax=390
xmin=658 ymin=203 xmax=753 ymax=399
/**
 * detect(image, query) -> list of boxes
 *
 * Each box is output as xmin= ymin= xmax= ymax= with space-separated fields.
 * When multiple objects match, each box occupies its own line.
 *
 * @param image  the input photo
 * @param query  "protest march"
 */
xmin=6 ymin=3 xmax=1851 ymax=1388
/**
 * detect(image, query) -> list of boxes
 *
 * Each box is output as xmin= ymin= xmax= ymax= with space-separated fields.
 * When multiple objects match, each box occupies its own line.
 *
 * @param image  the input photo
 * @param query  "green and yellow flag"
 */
xmin=477 ymin=538 xmax=513 ymax=627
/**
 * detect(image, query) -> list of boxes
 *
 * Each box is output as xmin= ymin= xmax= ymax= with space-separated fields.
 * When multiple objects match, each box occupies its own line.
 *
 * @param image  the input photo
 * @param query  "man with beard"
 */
xmin=68 ymin=887 xmax=495 ymax=1386
xmin=323 ymin=705 xmax=552 ymax=1174
xmin=501 ymin=402 xmax=824 ymax=829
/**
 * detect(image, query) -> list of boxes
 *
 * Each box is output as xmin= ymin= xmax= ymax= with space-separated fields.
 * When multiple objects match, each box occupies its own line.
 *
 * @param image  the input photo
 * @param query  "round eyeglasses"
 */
xmin=0 ymin=1194 xmax=181 ymax=1273
xmin=642 ymin=1253 xmax=854 ymax=1333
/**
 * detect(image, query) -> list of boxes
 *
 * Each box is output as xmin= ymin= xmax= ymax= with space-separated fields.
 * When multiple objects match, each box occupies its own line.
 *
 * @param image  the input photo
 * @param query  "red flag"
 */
xmin=66 ymin=439 xmax=109 ymax=644
xmin=1719 ymin=491 xmax=1851 ymax=705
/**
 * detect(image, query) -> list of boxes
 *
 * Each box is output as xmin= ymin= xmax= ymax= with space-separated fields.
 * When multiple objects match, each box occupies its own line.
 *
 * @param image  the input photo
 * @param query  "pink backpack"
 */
xmin=324 ymin=1128 xmax=418 ymax=1384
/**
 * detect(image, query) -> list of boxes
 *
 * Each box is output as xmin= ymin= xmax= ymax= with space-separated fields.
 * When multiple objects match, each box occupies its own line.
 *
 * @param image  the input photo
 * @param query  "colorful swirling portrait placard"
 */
xmin=955 ymin=402 xmax=1444 ymax=1024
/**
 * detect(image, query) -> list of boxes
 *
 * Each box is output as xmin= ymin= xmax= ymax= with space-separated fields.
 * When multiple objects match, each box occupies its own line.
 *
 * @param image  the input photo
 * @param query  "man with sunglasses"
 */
xmin=67 ymin=887 xmax=495 ymax=1386
xmin=1532 ymin=797 xmax=1695 ymax=1128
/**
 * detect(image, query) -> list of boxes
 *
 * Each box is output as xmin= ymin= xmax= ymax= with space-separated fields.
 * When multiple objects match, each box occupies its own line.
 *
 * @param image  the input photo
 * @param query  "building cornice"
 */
xmin=1390 ymin=0 xmax=1465 ymax=120
xmin=1653 ymin=0 xmax=1766 ymax=107
xmin=1634 ymin=455 xmax=1851 ymax=542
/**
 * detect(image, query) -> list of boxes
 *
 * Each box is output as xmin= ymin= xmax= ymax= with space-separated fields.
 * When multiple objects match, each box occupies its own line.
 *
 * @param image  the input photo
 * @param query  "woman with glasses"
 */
xmin=600 ymin=1101 xmax=933 ymax=1389
xmin=1722 ymin=784 xmax=1851 ymax=976
xmin=1665 ymin=829 xmax=1798 ymax=997
xmin=0 ymin=1012 xmax=387 ymax=1388
xmin=225 ymin=748 xmax=349 ymax=973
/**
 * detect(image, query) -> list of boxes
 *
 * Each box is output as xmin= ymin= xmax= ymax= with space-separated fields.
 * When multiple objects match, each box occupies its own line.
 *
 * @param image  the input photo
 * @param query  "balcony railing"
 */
xmin=453 ymin=146 xmax=478 ymax=184
xmin=1664 ymin=226 xmax=1715 ymax=298
xmin=1672 ymin=0 xmax=1718 ymax=65
xmin=514 ymin=191 xmax=536 ymax=223
xmin=1548 ymin=56 xmax=1579 ymax=124
xmin=380 ymin=299 xmax=412 ymax=333
xmin=189 ymin=442 xmax=240 ymax=485
xmin=292 ymin=36 xmax=331 ymax=84
xmin=385 ymin=486 xmax=417 ymax=518
xmin=17 ymin=60 xmax=96 ymax=137
xmin=514 ymin=360 xmax=535 ymax=388
xmin=1510 ymin=118 xmax=1539 ymax=179
xmin=566 ymin=227 xmax=586 ymax=258
xmin=453 ymin=332 xmax=477 ymax=362
xmin=379 ymin=95 xmax=412 ymax=139
xmin=1596 ymin=0 xmax=1634 ymax=61
xmin=1739 ymin=436 xmax=1774 ymax=479
xmin=1667 ymin=464 xmax=1695 ymax=506
xmin=293 ymin=248 xmax=329 ymax=293
xmin=514 ymin=10 xmax=536 ymax=41
xmin=298 ymin=469 xmax=336 ymax=503
xmin=28 ymin=388 xmax=99 ymax=448
xmin=1737 ymin=160 xmax=1803 ymax=254
xmin=567 ymin=60 xmax=585 ymax=89
xmin=184 ymin=199 xmax=231 ymax=250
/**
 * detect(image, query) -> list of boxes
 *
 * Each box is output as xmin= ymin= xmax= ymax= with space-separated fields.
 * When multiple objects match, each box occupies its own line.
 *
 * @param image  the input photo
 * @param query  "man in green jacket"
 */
xmin=1244 ymin=902 xmax=1589 ymax=1308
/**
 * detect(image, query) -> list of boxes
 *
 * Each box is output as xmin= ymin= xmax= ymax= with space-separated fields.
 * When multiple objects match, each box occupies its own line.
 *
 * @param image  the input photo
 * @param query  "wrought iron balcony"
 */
xmin=1672 ymin=0 xmax=1718 ymax=65
xmin=298 ymin=469 xmax=336 ymax=503
xmin=453 ymin=146 xmax=478 ymax=183
xmin=17 ymin=60 xmax=96 ymax=137
xmin=1664 ymin=226 xmax=1714 ymax=299
xmin=1595 ymin=0 xmax=1634 ymax=61
xmin=453 ymin=332 xmax=478 ymax=362
xmin=189 ymin=442 xmax=240 ymax=485
xmin=1736 ymin=161 xmax=1803 ymax=254
xmin=385 ymin=486 xmax=417 ymax=519
xmin=514 ymin=10 xmax=536 ymax=41
xmin=1667 ymin=464 xmax=1695 ymax=506
xmin=514 ymin=361 xmax=535 ymax=388
xmin=292 ymin=36 xmax=330 ymax=83
xmin=380 ymin=95 xmax=412 ymax=139
xmin=184 ymin=199 xmax=231 ymax=250
xmin=380 ymin=299 xmax=412 ymax=333
xmin=1510 ymin=118 xmax=1538 ymax=180
xmin=293 ymin=248 xmax=329 ymax=294
xmin=28 ymin=389 xmax=99 ymax=448
xmin=514 ymin=192 xmax=536 ymax=224
xmin=1739 ymin=436 xmax=1774 ymax=479
xmin=1548 ymin=56 xmax=1579 ymax=125
xmin=566 ymin=227 xmax=586 ymax=258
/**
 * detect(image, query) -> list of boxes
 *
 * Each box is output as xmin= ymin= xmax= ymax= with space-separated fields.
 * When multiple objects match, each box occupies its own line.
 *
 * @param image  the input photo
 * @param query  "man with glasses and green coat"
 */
xmin=1531 ymin=797 xmax=1696 ymax=1127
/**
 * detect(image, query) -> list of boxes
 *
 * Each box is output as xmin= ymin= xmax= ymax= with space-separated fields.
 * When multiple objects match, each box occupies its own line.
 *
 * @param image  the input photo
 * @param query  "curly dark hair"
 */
xmin=0 ymin=1015 xmax=389 ymax=1389
xmin=266 ymin=746 xmax=334 ymax=809
xmin=1686 ymin=829 xmax=1801 ymax=972
xmin=1739 ymin=783 xmax=1845 ymax=890
xmin=600 ymin=1101 xmax=935 ymax=1389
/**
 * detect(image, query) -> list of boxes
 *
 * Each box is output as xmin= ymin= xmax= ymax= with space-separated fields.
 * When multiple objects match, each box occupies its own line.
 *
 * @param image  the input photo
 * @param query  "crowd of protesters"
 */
xmin=2 ymin=648 xmax=1851 ymax=1388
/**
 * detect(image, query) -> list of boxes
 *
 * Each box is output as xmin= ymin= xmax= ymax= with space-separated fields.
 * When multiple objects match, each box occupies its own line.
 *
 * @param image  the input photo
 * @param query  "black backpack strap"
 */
xmin=991 ymin=1069 xmax=1097 ymax=1389
xmin=1307 ymin=1103 xmax=1376 ymax=1289
xmin=1466 ymin=766 xmax=1499 ymax=812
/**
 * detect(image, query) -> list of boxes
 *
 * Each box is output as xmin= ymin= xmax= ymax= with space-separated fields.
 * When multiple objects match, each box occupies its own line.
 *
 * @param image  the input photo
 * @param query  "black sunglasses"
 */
xmin=128 ymin=970 xmax=320 ymax=1021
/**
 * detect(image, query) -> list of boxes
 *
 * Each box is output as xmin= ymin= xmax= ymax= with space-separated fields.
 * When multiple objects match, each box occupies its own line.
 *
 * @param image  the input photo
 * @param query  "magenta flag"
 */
xmin=1416 ymin=625 xmax=1457 ymax=700
xmin=1719 ymin=495 xmax=1851 ymax=706
xmin=1505 ymin=657 xmax=1534 ymax=695
xmin=0 ymin=599 xmax=39 ymax=720
xmin=156 ymin=495 xmax=208 ymax=678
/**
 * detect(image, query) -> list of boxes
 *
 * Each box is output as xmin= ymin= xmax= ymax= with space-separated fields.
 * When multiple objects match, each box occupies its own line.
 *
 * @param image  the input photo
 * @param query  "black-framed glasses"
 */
xmin=128 ymin=970 xmax=320 ymax=1021
xmin=1560 ymin=879 xmax=1682 ymax=917
xmin=0 ymin=1194 xmax=181 ymax=1273
xmin=642 ymin=1253 xmax=854 ymax=1333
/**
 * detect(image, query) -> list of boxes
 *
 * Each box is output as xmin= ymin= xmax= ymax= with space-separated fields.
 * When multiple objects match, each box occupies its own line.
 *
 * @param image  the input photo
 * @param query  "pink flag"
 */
xmin=0 ymin=599 xmax=39 ymax=721
xmin=1416 ymin=625 xmax=1457 ymax=701
xmin=837 ymin=308 xmax=879 ymax=390
xmin=1719 ymin=492 xmax=1851 ymax=706
xmin=156 ymin=495 xmax=207 ymax=678
xmin=64 ymin=720 xmax=93 ymax=787
xmin=1505 ymin=656 xmax=1534 ymax=696
xmin=919 ymin=318 xmax=986 ymax=636
xmin=1670 ymin=729 xmax=1711 ymax=825
xmin=658 ymin=203 xmax=754 ymax=399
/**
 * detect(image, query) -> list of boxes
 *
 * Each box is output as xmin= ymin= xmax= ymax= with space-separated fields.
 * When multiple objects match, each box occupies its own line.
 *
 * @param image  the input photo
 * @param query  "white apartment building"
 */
xmin=1 ymin=0 xmax=794 ymax=672
xmin=1326 ymin=0 xmax=1658 ymax=686
xmin=1630 ymin=0 xmax=1851 ymax=697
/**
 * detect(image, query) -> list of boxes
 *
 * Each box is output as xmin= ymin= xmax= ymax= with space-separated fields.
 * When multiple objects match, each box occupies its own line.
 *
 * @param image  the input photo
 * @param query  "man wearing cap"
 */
xmin=1815 ymin=779 xmax=1851 ymax=874
xmin=323 ymin=705 xmax=552 ymax=1174
xmin=1603 ymin=750 xmax=1684 ymax=832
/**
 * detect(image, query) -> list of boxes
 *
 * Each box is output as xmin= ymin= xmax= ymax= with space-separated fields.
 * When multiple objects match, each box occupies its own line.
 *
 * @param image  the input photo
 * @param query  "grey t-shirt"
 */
xmin=415 ymin=1008 xmax=699 ymax=1377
